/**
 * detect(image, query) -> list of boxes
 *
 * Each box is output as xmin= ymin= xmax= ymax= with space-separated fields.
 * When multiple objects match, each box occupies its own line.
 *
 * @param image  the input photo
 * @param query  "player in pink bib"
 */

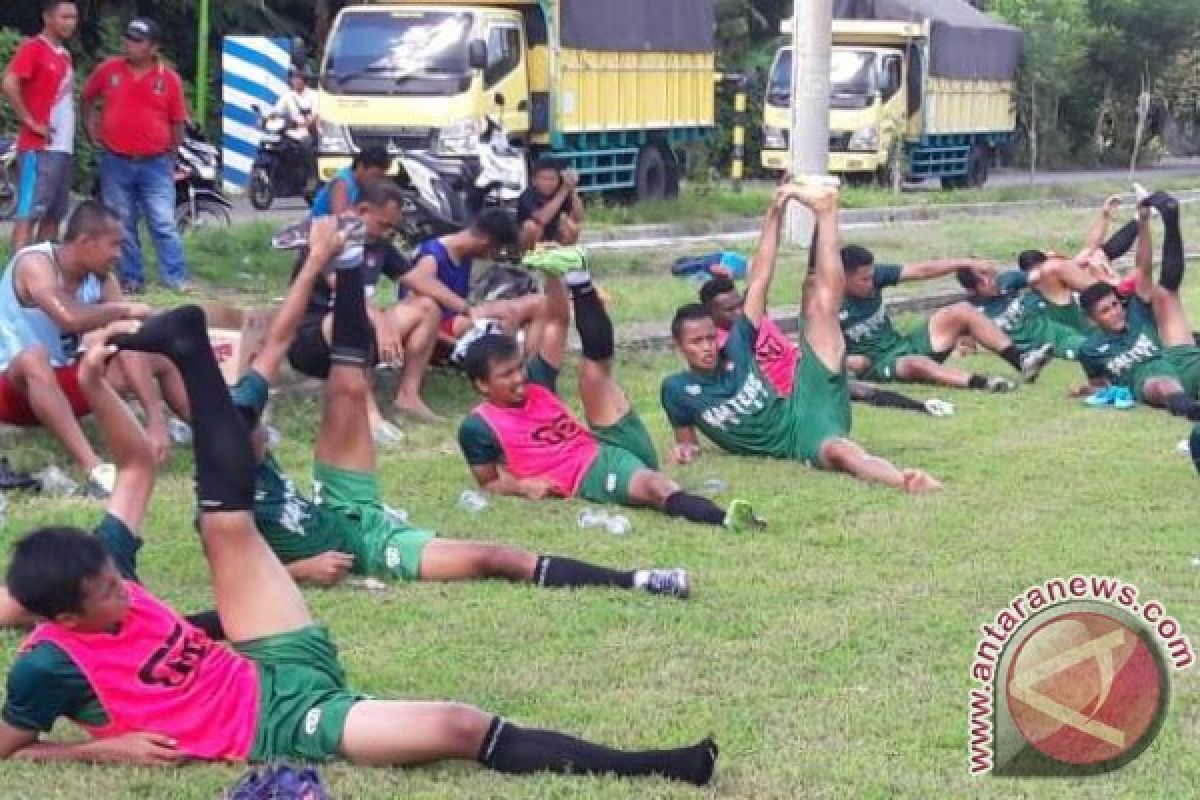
xmin=700 ymin=275 xmax=952 ymax=417
xmin=0 ymin=302 xmax=718 ymax=784
xmin=459 ymin=258 xmax=763 ymax=532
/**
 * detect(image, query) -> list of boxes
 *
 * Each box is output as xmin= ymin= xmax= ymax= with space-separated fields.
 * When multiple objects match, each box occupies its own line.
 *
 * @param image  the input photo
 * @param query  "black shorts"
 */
xmin=286 ymin=319 xmax=378 ymax=380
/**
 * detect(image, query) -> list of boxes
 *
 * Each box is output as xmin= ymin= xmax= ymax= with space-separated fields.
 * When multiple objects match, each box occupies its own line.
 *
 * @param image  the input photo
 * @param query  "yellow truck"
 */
xmin=315 ymin=0 xmax=717 ymax=200
xmin=761 ymin=0 xmax=1021 ymax=188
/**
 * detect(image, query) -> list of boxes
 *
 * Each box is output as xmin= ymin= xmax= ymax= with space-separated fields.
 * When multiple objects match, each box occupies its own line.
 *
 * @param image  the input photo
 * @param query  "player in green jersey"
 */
xmin=662 ymin=181 xmax=941 ymax=494
xmin=837 ymin=246 xmax=1054 ymax=390
xmin=228 ymin=214 xmax=690 ymax=598
xmin=1078 ymin=191 xmax=1200 ymax=419
xmin=955 ymin=268 xmax=1087 ymax=360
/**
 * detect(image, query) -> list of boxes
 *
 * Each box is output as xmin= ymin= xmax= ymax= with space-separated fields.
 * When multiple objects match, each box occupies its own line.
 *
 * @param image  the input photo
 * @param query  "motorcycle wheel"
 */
xmin=176 ymin=198 xmax=232 ymax=234
xmin=249 ymin=167 xmax=274 ymax=211
xmin=0 ymin=159 xmax=17 ymax=220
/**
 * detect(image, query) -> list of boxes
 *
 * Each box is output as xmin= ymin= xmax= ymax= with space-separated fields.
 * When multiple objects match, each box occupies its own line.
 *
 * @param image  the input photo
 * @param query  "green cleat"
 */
xmin=521 ymin=245 xmax=588 ymax=276
xmin=724 ymin=498 xmax=766 ymax=533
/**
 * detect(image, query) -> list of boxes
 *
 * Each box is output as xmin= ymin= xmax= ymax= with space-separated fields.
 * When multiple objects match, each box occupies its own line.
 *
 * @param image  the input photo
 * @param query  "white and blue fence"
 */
xmin=220 ymin=36 xmax=291 ymax=193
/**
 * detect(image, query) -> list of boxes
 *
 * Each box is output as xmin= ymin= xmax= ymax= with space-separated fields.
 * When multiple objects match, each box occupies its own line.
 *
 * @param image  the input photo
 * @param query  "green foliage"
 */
xmin=0 ymin=27 xmax=18 ymax=135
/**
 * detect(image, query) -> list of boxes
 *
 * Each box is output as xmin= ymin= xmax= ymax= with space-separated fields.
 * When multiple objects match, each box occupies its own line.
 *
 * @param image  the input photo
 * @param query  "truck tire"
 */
xmin=663 ymin=148 xmax=681 ymax=199
xmin=965 ymin=145 xmax=990 ymax=188
xmin=634 ymin=145 xmax=668 ymax=202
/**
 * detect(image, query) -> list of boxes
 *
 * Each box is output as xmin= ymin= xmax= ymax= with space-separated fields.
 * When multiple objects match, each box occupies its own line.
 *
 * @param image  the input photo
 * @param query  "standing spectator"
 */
xmin=2 ymin=0 xmax=79 ymax=251
xmin=81 ymin=18 xmax=190 ymax=294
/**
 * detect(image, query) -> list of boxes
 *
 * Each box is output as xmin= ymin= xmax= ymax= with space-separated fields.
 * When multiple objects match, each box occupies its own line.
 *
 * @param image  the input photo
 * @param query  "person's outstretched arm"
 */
xmin=900 ymin=257 xmax=993 ymax=284
xmin=743 ymin=188 xmax=788 ymax=326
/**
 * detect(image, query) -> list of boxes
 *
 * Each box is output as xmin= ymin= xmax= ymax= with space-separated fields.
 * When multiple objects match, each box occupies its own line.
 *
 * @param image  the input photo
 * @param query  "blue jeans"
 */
xmin=100 ymin=152 xmax=188 ymax=288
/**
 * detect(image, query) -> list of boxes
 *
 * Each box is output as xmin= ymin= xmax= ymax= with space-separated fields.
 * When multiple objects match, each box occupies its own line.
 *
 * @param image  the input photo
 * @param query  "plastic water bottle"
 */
xmin=382 ymin=504 xmax=409 ymax=525
xmin=699 ymin=478 xmax=728 ymax=496
xmin=577 ymin=508 xmax=609 ymax=529
xmin=604 ymin=514 xmax=632 ymax=535
xmin=458 ymin=489 xmax=489 ymax=513
xmin=266 ymin=426 xmax=282 ymax=449
xmin=344 ymin=577 xmax=388 ymax=592
xmin=34 ymin=466 xmax=78 ymax=497
xmin=166 ymin=416 xmax=193 ymax=445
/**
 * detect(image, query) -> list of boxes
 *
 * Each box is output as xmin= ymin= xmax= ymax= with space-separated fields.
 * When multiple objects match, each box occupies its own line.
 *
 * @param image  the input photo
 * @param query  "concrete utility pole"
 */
xmin=785 ymin=1 xmax=833 ymax=244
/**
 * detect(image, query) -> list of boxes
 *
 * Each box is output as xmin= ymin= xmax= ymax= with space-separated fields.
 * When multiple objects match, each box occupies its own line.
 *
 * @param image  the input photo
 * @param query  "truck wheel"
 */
xmin=634 ymin=145 xmax=668 ymax=202
xmin=965 ymin=145 xmax=990 ymax=188
xmin=663 ymin=148 xmax=681 ymax=199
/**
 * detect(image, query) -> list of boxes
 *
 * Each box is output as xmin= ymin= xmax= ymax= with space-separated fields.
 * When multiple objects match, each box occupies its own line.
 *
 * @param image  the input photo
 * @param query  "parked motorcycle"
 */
xmin=392 ymin=116 xmax=526 ymax=251
xmin=0 ymin=137 xmax=17 ymax=220
xmin=175 ymin=124 xmax=233 ymax=232
xmin=249 ymin=105 xmax=315 ymax=211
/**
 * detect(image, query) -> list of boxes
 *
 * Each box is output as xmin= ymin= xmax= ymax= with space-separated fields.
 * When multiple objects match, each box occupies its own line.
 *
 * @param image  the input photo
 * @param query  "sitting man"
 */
xmin=0 ymin=321 xmax=220 ymax=638
xmin=955 ymin=267 xmax=1088 ymax=361
xmin=0 ymin=201 xmax=187 ymax=496
xmin=459 ymin=253 xmax=760 ymax=530
xmin=286 ymin=180 xmax=446 ymax=435
xmin=699 ymin=275 xmax=953 ymax=417
xmin=309 ymin=145 xmax=388 ymax=218
xmin=838 ymin=245 xmax=1053 ymax=390
xmin=406 ymin=208 xmax=548 ymax=359
xmin=1078 ymin=192 xmax=1200 ymax=419
xmin=663 ymin=182 xmax=940 ymax=494
xmin=518 ymin=158 xmax=583 ymax=250
xmin=0 ymin=304 xmax=718 ymax=784
xmin=243 ymin=216 xmax=689 ymax=597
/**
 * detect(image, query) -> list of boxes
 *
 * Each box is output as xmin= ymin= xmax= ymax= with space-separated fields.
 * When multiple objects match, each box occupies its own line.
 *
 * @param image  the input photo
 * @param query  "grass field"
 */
xmin=0 ymin=206 xmax=1199 ymax=797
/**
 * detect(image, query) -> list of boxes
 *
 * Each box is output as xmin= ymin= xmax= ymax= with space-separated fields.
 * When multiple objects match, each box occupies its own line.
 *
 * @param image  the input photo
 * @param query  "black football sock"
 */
xmin=664 ymin=491 xmax=726 ymax=527
xmin=535 ymin=556 xmax=635 ymax=589
xmin=571 ymin=289 xmax=614 ymax=362
xmin=478 ymin=717 xmax=717 ymax=786
xmin=858 ymin=386 xmax=928 ymax=413
xmin=1102 ymin=220 xmax=1139 ymax=261
xmin=330 ymin=264 xmax=371 ymax=367
xmin=1000 ymin=345 xmax=1023 ymax=371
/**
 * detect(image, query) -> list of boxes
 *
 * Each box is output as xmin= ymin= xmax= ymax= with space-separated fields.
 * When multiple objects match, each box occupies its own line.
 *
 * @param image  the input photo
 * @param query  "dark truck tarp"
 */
xmin=559 ymin=0 xmax=714 ymax=53
xmin=832 ymin=0 xmax=1021 ymax=81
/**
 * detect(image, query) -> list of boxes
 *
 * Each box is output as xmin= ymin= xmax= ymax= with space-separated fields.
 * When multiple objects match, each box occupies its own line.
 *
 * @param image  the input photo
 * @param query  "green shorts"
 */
xmin=862 ymin=323 xmax=945 ymax=382
xmin=1018 ymin=319 xmax=1086 ymax=361
xmin=1166 ymin=345 xmax=1200 ymax=397
xmin=784 ymin=340 xmax=853 ymax=464
xmin=241 ymin=625 xmax=364 ymax=763
xmin=313 ymin=462 xmax=434 ymax=581
xmin=576 ymin=410 xmax=658 ymax=505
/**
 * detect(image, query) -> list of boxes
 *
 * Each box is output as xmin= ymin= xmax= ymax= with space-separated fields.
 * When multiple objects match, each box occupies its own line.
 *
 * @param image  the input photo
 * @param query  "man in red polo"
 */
xmin=82 ymin=17 xmax=190 ymax=294
xmin=2 ymin=0 xmax=79 ymax=250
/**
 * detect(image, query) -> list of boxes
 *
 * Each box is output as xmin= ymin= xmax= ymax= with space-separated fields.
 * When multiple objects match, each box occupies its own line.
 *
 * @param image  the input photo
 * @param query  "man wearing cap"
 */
xmin=81 ymin=18 xmax=190 ymax=294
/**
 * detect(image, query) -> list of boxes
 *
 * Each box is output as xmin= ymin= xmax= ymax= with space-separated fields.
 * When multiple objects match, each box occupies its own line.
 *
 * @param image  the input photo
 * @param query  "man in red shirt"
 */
xmin=1 ymin=0 xmax=79 ymax=250
xmin=82 ymin=18 xmax=190 ymax=294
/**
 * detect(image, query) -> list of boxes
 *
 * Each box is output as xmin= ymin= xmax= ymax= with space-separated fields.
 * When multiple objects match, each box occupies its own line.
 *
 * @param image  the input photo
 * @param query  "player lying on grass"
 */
xmin=458 ymin=248 xmax=762 ymax=531
xmin=663 ymin=181 xmax=940 ymax=494
xmin=0 ymin=304 xmax=719 ymax=784
xmin=955 ymin=266 xmax=1088 ymax=361
xmin=1077 ymin=191 xmax=1200 ymax=420
xmin=0 ymin=324 xmax=220 ymax=637
xmin=837 ymin=244 xmax=1053 ymax=391
xmin=234 ymin=217 xmax=689 ymax=597
xmin=699 ymin=275 xmax=954 ymax=417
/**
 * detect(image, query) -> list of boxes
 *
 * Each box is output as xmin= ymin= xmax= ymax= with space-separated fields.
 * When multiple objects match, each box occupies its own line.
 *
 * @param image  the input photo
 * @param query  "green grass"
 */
xmin=582 ymin=175 xmax=1200 ymax=228
xmin=1 ymin=206 xmax=1200 ymax=796
xmin=1 ymin=318 xmax=1199 ymax=797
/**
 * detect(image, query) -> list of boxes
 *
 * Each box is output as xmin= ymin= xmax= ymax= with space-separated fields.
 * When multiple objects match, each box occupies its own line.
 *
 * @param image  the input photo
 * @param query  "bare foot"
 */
xmin=394 ymin=398 xmax=444 ymax=424
xmin=902 ymin=469 xmax=942 ymax=494
xmin=785 ymin=183 xmax=839 ymax=213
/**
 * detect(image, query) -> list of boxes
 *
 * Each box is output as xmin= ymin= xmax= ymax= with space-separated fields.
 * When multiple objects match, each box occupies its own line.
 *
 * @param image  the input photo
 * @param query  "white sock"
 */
xmin=632 ymin=570 xmax=650 ymax=589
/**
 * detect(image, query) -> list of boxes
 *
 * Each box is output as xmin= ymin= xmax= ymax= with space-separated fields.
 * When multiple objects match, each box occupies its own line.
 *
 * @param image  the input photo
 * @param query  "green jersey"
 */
xmin=1077 ymin=297 xmax=1172 ymax=394
xmin=1030 ymin=290 xmax=1092 ymax=334
xmin=254 ymin=454 xmax=347 ymax=564
xmin=839 ymin=264 xmax=906 ymax=358
xmin=661 ymin=316 xmax=793 ymax=458
xmin=970 ymin=271 xmax=1030 ymax=329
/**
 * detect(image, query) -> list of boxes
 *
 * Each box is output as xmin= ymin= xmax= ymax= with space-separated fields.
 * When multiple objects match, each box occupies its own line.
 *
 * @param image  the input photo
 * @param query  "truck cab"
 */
xmin=762 ymin=38 xmax=911 ymax=182
xmin=316 ymin=3 xmax=539 ymax=181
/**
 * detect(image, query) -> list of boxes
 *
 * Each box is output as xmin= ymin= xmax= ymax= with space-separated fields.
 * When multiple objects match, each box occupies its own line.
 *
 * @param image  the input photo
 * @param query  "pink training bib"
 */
xmin=23 ymin=582 xmax=259 ymax=761
xmin=475 ymin=384 xmax=600 ymax=498
xmin=717 ymin=317 xmax=799 ymax=396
